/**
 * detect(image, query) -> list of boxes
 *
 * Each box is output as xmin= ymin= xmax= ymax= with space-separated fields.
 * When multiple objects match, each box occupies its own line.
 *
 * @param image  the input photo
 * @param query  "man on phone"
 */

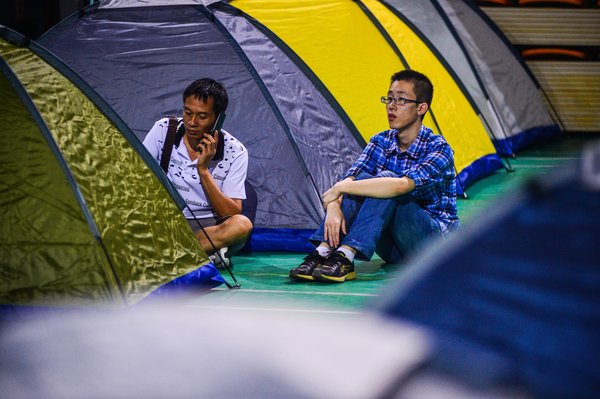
xmin=143 ymin=78 xmax=252 ymax=266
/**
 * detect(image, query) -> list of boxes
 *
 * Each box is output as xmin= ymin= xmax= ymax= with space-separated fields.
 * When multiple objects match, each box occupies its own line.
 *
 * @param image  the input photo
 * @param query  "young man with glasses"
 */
xmin=289 ymin=70 xmax=459 ymax=283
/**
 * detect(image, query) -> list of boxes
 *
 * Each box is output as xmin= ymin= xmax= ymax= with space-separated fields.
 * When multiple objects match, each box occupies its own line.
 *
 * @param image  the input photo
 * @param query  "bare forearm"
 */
xmin=199 ymin=169 xmax=242 ymax=217
xmin=337 ymin=177 xmax=414 ymax=198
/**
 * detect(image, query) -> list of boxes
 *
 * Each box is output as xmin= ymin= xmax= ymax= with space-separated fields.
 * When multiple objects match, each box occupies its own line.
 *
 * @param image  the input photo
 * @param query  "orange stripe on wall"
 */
xmin=519 ymin=0 xmax=585 ymax=5
xmin=521 ymin=48 xmax=587 ymax=59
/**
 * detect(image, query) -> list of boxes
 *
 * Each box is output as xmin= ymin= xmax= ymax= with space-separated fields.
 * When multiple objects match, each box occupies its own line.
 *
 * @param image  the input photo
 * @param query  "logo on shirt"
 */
xmin=173 ymin=183 xmax=190 ymax=192
xmin=186 ymin=199 xmax=209 ymax=208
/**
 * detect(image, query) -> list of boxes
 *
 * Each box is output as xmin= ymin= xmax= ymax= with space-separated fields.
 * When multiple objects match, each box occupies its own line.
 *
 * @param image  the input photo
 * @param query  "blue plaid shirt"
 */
xmin=342 ymin=125 xmax=459 ymax=234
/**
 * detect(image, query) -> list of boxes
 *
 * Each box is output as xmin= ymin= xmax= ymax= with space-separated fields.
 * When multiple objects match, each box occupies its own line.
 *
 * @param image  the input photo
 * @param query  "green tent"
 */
xmin=0 ymin=26 xmax=212 ymax=308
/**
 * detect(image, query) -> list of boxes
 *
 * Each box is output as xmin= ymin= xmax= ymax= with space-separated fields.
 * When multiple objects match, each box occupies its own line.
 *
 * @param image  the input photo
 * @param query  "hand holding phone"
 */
xmin=196 ymin=112 xmax=226 ymax=161
xmin=212 ymin=112 xmax=226 ymax=161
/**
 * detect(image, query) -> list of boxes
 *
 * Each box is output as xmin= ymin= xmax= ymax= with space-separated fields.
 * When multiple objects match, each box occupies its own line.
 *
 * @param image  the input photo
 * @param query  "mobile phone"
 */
xmin=212 ymin=112 xmax=226 ymax=161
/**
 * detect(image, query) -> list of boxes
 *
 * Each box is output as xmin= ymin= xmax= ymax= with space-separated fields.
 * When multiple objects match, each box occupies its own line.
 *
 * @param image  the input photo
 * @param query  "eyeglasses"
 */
xmin=380 ymin=96 xmax=420 ymax=106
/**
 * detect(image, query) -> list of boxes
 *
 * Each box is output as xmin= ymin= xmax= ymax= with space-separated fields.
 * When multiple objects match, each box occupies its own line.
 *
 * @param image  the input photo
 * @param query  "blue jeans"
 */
xmin=310 ymin=171 xmax=442 ymax=262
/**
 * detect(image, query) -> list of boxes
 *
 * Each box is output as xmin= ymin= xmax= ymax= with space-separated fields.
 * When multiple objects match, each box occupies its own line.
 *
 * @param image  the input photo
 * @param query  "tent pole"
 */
xmin=429 ymin=0 xmax=515 ymax=171
xmin=188 ymin=210 xmax=241 ymax=289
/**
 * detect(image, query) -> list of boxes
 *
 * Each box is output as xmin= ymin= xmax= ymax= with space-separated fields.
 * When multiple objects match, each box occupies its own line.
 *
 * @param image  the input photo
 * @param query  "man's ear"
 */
xmin=417 ymin=102 xmax=429 ymax=117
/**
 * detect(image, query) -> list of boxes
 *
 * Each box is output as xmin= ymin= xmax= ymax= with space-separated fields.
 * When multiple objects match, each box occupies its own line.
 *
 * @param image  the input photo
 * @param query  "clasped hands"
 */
xmin=322 ymin=181 xmax=345 ymax=209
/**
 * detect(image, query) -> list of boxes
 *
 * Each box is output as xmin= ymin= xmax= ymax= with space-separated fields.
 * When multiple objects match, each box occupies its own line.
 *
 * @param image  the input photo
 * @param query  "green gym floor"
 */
xmin=185 ymin=135 xmax=596 ymax=315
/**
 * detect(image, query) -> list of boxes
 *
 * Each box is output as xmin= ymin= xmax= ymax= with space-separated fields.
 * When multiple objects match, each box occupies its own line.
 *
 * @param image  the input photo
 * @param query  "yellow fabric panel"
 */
xmin=361 ymin=0 xmax=497 ymax=173
xmin=233 ymin=0 xmax=403 ymax=142
xmin=0 ymin=48 xmax=119 ymax=307
xmin=233 ymin=0 xmax=498 ymax=174
xmin=1 ymin=40 xmax=208 ymax=305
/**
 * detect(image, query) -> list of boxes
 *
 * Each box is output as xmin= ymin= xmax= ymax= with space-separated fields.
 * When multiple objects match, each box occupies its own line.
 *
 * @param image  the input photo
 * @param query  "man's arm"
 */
xmin=198 ymin=168 xmax=243 ymax=217
xmin=323 ymin=176 xmax=415 ymax=208
xmin=324 ymin=139 xmax=455 ymax=207
xmin=195 ymin=131 xmax=246 ymax=218
xmin=323 ymin=194 xmax=345 ymax=248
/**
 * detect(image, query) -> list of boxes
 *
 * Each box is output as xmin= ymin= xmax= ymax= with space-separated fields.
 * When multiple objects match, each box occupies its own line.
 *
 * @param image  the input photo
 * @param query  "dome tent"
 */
xmin=0 ymin=26 xmax=222 ymax=309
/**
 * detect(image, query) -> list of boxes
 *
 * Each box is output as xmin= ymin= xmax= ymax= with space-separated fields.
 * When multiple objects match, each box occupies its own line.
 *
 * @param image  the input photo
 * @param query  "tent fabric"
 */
xmin=39 ymin=0 xmax=541 ymax=250
xmin=39 ymin=2 xmax=364 ymax=250
xmin=0 ymin=56 xmax=120 ymax=306
xmin=379 ymin=0 xmax=509 ymax=154
xmin=231 ymin=0 xmax=501 ymax=180
xmin=360 ymin=0 xmax=499 ymax=172
xmin=435 ymin=0 xmax=561 ymax=152
xmin=375 ymin=143 xmax=600 ymax=398
xmin=381 ymin=0 xmax=561 ymax=156
xmin=0 ymin=26 xmax=216 ymax=308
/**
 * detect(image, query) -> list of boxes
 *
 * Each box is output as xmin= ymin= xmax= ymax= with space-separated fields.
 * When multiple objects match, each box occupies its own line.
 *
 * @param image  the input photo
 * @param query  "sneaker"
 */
xmin=313 ymin=251 xmax=356 ymax=283
xmin=210 ymin=247 xmax=233 ymax=270
xmin=289 ymin=250 xmax=327 ymax=281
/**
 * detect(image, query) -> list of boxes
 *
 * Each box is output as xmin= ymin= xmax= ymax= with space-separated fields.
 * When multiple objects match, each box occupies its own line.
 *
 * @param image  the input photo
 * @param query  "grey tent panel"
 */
xmin=438 ymin=0 xmax=556 ymax=140
xmin=212 ymin=5 xmax=362 ymax=197
xmin=383 ymin=0 xmax=558 ymax=155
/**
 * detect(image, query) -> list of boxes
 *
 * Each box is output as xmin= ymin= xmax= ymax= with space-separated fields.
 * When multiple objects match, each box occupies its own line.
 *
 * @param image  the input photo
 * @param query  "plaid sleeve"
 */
xmin=404 ymin=140 xmax=454 ymax=192
xmin=341 ymin=134 xmax=387 ymax=180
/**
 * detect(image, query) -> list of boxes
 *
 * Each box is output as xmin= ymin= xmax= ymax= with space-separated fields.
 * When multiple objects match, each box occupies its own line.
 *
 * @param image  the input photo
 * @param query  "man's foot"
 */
xmin=289 ymin=250 xmax=327 ymax=281
xmin=210 ymin=247 xmax=233 ymax=270
xmin=313 ymin=251 xmax=356 ymax=283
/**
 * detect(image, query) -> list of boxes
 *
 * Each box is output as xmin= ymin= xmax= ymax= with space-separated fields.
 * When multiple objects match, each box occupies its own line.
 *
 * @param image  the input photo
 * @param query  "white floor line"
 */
xmin=210 ymin=288 xmax=379 ymax=297
xmin=517 ymin=156 xmax=579 ymax=160
xmin=184 ymin=304 xmax=361 ymax=314
xmin=518 ymin=165 xmax=564 ymax=168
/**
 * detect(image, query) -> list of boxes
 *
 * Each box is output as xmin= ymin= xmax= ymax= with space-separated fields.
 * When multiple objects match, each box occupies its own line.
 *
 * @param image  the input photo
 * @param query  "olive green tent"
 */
xmin=0 ymin=26 xmax=213 ymax=309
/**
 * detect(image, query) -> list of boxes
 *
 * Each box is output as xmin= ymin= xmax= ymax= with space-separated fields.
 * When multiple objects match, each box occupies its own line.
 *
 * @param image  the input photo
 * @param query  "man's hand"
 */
xmin=322 ymin=182 xmax=344 ymax=208
xmin=323 ymin=201 xmax=346 ymax=248
xmin=195 ymin=131 xmax=219 ymax=170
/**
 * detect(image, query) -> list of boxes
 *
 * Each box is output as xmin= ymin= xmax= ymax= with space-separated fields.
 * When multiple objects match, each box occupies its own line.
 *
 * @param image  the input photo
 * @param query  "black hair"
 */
xmin=183 ymin=78 xmax=228 ymax=115
xmin=391 ymin=70 xmax=433 ymax=110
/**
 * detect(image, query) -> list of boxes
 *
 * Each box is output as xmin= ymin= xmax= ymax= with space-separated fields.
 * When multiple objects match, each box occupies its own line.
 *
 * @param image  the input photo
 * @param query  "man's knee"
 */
xmin=229 ymin=214 xmax=253 ymax=238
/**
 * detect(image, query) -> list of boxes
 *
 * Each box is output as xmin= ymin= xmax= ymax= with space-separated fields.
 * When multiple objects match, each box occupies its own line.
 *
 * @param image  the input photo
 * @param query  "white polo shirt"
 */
xmin=143 ymin=117 xmax=248 ymax=220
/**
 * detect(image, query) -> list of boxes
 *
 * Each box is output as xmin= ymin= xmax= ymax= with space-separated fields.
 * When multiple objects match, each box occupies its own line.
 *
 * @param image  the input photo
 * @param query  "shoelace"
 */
xmin=323 ymin=252 xmax=345 ymax=267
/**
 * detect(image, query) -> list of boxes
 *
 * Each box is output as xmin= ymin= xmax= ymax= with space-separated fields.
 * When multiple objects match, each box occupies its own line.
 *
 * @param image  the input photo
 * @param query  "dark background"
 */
xmin=0 ymin=0 xmax=92 ymax=39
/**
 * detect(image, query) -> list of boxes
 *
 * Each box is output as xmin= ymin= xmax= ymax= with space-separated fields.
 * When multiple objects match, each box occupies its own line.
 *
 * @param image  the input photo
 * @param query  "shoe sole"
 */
xmin=289 ymin=273 xmax=315 ymax=282
xmin=313 ymin=271 xmax=357 ymax=283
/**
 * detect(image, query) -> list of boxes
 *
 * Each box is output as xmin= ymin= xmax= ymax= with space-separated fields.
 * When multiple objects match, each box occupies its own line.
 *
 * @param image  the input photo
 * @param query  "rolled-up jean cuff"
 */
xmin=340 ymin=238 xmax=372 ymax=261
xmin=309 ymin=233 xmax=325 ymax=248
